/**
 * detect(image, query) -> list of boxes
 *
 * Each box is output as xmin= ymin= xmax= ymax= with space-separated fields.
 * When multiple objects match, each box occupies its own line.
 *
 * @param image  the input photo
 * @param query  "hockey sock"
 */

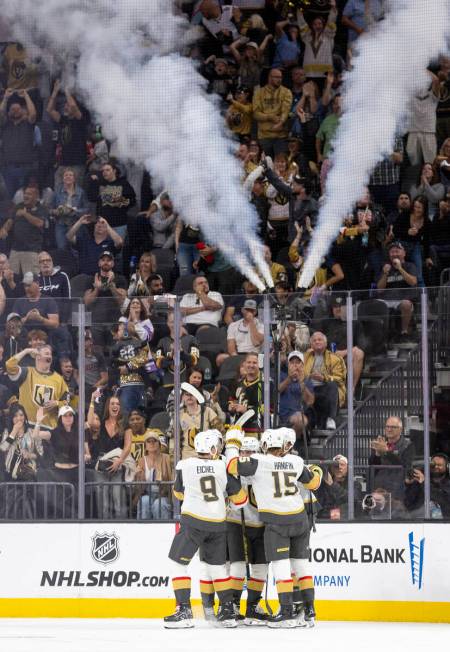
xmin=199 ymin=561 xmax=215 ymax=609
xmin=272 ymin=559 xmax=293 ymax=606
xmin=247 ymin=563 xmax=267 ymax=604
xmin=209 ymin=564 xmax=234 ymax=605
xmin=171 ymin=561 xmax=191 ymax=605
xmin=291 ymin=558 xmax=314 ymax=605
xmin=292 ymin=573 xmax=302 ymax=604
xmin=230 ymin=561 xmax=245 ymax=604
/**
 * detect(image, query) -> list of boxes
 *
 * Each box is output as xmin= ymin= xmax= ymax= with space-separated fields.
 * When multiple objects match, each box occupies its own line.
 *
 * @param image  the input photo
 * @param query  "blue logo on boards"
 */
xmin=408 ymin=531 xmax=425 ymax=590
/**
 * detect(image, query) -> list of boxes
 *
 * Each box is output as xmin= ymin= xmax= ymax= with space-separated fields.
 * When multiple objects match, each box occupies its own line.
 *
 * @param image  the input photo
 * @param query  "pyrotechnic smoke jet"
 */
xmin=1 ymin=0 xmax=272 ymax=289
xmin=299 ymin=0 xmax=450 ymax=289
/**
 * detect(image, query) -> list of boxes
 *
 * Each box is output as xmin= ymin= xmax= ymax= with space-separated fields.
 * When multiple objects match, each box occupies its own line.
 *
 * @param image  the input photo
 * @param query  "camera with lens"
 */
xmin=362 ymin=494 xmax=376 ymax=511
xmin=406 ymin=467 xmax=416 ymax=481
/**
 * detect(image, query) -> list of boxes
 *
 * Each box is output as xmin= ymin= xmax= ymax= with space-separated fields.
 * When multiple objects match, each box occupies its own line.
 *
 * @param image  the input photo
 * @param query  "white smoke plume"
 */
xmin=299 ymin=0 xmax=450 ymax=288
xmin=1 ymin=0 xmax=272 ymax=291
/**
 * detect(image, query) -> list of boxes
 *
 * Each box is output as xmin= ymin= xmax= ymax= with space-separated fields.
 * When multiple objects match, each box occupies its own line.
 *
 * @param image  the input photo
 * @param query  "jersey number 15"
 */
xmin=272 ymin=471 xmax=298 ymax=498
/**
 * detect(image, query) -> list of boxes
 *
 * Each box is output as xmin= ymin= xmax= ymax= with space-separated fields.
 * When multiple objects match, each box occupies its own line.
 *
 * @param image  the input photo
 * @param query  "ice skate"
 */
xmin=216 ymin=602 xmax=237 ymax=628
xmin=163 ymin=604 xmax=194 ymax=629
xmin=267 ymin=604 xmax=297 ymax=628
xmin=303 ymin=602 xmax=315 ymax=628
xmin=244 ymin=602 xmax=267 ymax=626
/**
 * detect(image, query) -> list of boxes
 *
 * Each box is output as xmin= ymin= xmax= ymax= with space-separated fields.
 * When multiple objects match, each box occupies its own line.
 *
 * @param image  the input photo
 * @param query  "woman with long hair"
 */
xmin=50 ymin=167 xmax=88 ymax=248
xmin=433 ymin=137 xmax=450 ymax=189
xmin=0 ymin=403 xmax=45 ymax=482
xmin=393 ymin=195 xmax=432 ymax=287
xmin=122 ymin=297 xmax=154 ymax=343
xmin=87 ymin=392 xmax=131 ymax=519
xmin=135 ymin=432 xmax=173 ymax=520
xmin=125 ymin=251 xmax=157 ymax=302
xmin=0 ymin=403 xmax=46 ymax=518
xmin=35 ymin=405 xmax=79 ymax=518
xmin=410 ymin=162 xmax=445 ymax=219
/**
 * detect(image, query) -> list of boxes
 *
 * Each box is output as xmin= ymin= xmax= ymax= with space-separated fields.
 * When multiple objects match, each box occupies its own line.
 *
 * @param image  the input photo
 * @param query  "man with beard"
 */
xmin=83 ymin=251 xmax=127 ymax=345
xmin=405 ymin=454 xmax=450 ymax=518
xmin=386 ymin=192 xmax=411 ymax=227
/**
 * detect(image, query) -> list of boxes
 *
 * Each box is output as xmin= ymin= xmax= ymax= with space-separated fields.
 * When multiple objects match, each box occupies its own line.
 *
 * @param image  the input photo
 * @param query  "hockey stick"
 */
xmin=240 ymin=510 xmax=250 ymax=582
xmin=299 ymin=403 xmax=316 ymax=533
xmin=264 ymin=566 xmax=273 ymax=617
xmin=234 ymin=409 xmax=255 ymax=429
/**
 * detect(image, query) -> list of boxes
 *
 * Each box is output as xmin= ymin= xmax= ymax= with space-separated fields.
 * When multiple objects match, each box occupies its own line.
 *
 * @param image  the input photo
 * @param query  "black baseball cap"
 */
xmin=98 ymin=250 xmax=114 ymax=260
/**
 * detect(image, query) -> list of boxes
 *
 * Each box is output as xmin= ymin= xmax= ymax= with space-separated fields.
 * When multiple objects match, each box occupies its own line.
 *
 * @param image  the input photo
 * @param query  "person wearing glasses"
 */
xmin=368 ymin=416 xmax=415 ymax=502
xmin=37 ymin=251 xmax=71 ymax=323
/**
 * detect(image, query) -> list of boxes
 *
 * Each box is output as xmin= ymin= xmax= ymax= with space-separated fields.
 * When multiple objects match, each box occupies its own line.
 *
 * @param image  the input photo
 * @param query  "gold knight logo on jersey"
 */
xmin=33 ymin=384 xmax=55 ymax=407
xmin=91 ymin=533 xmax=120 ymax=565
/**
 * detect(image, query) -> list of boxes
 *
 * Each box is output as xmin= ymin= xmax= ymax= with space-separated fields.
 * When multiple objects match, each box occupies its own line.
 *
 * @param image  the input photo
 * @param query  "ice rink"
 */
xmin=1 ymin=619 xmax=448 ymax=652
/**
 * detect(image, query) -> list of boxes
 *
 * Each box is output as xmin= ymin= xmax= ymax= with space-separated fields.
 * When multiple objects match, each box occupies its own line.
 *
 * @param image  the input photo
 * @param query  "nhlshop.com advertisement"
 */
xmin=0 ymin=523 xmax=449 ymax=620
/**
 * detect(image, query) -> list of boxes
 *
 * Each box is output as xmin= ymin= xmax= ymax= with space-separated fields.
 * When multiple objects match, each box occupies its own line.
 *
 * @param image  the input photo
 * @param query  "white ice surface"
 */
xmin=0 ymin=619 xmax=448 ymax=652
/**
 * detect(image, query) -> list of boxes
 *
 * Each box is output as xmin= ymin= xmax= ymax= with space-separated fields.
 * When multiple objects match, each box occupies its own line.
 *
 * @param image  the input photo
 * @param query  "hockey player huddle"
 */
xmin=164 ymin=426 xmax=322 ymax=629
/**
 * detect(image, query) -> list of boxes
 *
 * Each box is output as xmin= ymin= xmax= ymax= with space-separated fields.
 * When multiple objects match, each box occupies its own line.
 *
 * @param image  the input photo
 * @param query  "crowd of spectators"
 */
xmin=0 ymin=0 xmax=449 ymax=520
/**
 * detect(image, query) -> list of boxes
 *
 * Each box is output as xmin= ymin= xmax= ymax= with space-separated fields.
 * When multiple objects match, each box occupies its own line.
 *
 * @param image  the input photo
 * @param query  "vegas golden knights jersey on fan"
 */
xmin=6 ymin=359 xmax=69 ymax=430
xmin=227 ymin=477 xmax=262 ymax=528
xmin=173 ymin=457 xmax=247 ymax=531
xmin=227 ymin=452 xmax=318 ymax=525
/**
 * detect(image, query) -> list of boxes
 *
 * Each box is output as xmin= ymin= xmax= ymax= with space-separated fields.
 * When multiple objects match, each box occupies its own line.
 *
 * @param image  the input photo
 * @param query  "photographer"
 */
xmin=316 ymin=454 xmax=363 ymax=519
xmin=404 ymin=455 xmax=450 ymax=518
xmin=361 ymin=487 xmax=407 ymax=520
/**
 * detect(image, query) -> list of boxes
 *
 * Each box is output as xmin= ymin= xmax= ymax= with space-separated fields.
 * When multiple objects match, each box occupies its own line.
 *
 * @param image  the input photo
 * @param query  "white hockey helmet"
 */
xmin=280 ymin=427 xmax=296 ymax=452
xmin=240 ymin=436 xmax=260 ymax=454
xmin=194 ymin=429 xmax=220 ymax=454
xmin=260 ymin=429 xmax=284 ymax=452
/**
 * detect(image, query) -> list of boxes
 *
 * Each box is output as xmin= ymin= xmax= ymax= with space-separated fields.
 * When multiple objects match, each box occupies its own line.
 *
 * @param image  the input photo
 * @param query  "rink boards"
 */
xmin=0 ymin=522 xmax=449 ymax=622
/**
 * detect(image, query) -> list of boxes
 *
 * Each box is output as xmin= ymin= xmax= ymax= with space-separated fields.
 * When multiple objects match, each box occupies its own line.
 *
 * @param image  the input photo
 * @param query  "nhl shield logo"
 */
xmin=91 ymin=532 xmax=119 ymax=565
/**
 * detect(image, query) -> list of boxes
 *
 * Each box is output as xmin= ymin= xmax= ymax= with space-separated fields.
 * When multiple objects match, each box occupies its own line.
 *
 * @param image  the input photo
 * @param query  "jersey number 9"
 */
xmin=200 ymin=475 xmax=219 ymax=502
xmin=272 ymin=471 xmax=298 ymax=498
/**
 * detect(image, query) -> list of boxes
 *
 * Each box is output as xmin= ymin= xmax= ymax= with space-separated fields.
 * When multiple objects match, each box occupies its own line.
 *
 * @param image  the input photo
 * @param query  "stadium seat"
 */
xmin=357 ymin=299 xmax=389 ymax=356
xmin=217 ymin=354 xmax=245 ymax=383
xmin=173 ymin=274 xmax=198 ymax=296
xmin=49 ymin=248 xmax=79 ymax=278
xmin=195 ymin=327 xmax=225 ymax=353
xmin=150 ymin=411 xmax=171 ymax=432
xmin=151 ymin=248 xmax=176 ymax=270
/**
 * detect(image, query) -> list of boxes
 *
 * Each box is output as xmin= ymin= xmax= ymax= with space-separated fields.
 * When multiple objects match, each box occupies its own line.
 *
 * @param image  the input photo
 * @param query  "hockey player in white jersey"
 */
xmin=225 ymin=428 xmax=322 ymax=628
xmin=226 ymin=436 xmax=268 ymax=625
xmin=164 ymin=430 xmax=247 ymax=629
xmin=281 ymin=427 xmax=320 ymax=627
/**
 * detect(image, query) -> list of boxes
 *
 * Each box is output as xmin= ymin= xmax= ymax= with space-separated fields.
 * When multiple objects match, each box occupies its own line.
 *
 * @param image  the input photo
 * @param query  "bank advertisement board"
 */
xmin=0 ymin=523 xmax=448 ymax=621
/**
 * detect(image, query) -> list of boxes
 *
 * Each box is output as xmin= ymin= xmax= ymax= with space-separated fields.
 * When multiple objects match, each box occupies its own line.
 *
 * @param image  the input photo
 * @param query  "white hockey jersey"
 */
xmin=227 ymin=476 xmax=262 ymax=528
xmin=227 ymin=452 xmax=308 ymax=525
xmin=174 ymin=457 xmax=246 ymax=530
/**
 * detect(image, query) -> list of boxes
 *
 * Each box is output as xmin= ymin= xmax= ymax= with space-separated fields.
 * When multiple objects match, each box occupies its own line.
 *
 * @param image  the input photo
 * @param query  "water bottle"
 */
xmin=330 ymin=342 xmax=337 ymax=353
xmin=204 ymin=366 xmax=211 ymax=382
xmin=369 ymin=282 xmax=376 ymax=299
xmin=430 ymin=501 xmax=443 ymax=519
xmin=123 ymin=319 xmax=128 ymax=338
xmin=129 ymin=255 xmax=137 ymax=277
